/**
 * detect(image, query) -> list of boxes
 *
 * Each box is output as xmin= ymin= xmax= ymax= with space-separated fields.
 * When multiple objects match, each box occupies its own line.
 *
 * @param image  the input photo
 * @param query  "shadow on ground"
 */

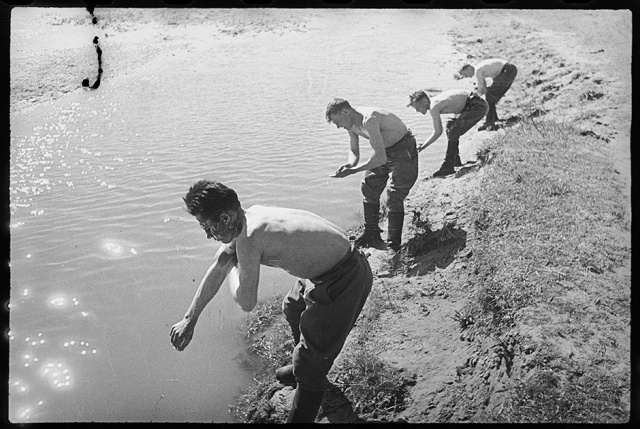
xmin=404 ymin=225 xmax=468 ymax=276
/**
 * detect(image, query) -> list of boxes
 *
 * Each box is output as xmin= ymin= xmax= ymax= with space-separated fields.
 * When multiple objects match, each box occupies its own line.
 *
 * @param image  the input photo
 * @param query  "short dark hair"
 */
xmin=459 ymin=64 xmax=474 ymax=74
xmin=325 ymin=98 xmax=352 ymax=122
xmin=183 ymin=180 xmax=241 ymax=220
xmin=408 ymin=90 xmax=429 ymax=106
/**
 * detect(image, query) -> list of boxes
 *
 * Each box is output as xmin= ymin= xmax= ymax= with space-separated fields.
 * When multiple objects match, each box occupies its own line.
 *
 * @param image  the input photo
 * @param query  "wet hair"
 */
xmin=183 ymin=180 xmax=241 ymax=220
xmin=325 ymin=98 xmax=352 ymax=122
xmin=408 ymin=90 xmax=430 ymax=106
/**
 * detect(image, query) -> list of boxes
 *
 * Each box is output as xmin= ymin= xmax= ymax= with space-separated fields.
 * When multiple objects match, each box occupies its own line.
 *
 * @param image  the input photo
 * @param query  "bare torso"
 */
xmin=474 ymin=58 xmax=508 ymax=95
xmin=430 ymin=89 xmax=472 ymax=116
xmin=475 ymin=58 xmax=508 ymax=79
xmin=235 ymin=205 xmax=352 ymax=279
xmin=350 ymin=107 xmax=408 ymax=148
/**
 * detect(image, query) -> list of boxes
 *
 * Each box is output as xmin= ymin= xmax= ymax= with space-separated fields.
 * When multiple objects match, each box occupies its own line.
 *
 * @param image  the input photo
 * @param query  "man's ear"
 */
xmin=219 ymin=212 xmax=232 ymax=224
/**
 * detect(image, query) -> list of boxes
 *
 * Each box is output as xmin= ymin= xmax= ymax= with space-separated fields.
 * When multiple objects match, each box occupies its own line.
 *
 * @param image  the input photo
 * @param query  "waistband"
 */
xmin=310 ymin=243 xmax=357 ymax=284
xmin=386 ymin=130 xmax=415 ymax=153
xmin=464 ymin=91 xmax=483 ymax=109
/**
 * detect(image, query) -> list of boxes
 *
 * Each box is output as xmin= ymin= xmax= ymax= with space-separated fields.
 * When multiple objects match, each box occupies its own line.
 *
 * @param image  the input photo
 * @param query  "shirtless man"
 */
xmin=170 ymin=180 xmax=372 ymax=423
xmin=408 ymin=89 xmax=488 ymax=177
xmin=326 ymin=98 xmax=418 ymax=257
xmin=458 ymin=58 xmax=518 ymax=131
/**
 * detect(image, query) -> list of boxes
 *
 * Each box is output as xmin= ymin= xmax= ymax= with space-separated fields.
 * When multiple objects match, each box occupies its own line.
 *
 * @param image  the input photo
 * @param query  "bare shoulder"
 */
xmin=477 ymin=58 xmax=508 ymax=71
xmin=358 ymin=106 xmax=381 ymax=121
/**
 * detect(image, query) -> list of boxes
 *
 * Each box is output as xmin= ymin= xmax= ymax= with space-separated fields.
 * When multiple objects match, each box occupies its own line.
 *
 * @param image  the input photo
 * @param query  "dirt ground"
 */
xmin=9 ymin=7 xmax=632 ymax=424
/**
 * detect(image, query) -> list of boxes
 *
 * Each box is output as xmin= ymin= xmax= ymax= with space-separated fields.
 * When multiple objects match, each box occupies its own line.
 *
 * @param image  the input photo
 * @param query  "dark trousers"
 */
xmin=282 ymin=248 xmax=373 ymax=393
xmin=360 ymin=131 xmax=419 ymax=215
xmin=445 ymin=93 xmax=489 ymax=159
xmin=485 ymin=62 xmax=518 ymax=124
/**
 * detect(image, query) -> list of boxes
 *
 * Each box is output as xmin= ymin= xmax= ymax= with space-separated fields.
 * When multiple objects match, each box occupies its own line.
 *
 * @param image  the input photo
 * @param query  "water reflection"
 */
xmin=99 ymin=239 xmax=138 ymax=259
xmin=10 ymin=8 xmax=461 ymax=423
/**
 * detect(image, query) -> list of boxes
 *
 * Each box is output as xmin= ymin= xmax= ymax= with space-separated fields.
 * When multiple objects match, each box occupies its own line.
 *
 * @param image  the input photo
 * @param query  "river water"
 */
xmin=9 ymin=8 xmax=464 ymax=422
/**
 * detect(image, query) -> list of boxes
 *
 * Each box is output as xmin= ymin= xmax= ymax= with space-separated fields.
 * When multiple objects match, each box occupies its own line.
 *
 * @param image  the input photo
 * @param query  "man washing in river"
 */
xmin=326 ymin=98 xmax=419 ymax=259
xmin=408 ymin=88 xmax=488 ymax=177
xmin=457 ymin=58 xmax=518 ymax=131
xmin=170 ymin=180 xmax=373 ymax=423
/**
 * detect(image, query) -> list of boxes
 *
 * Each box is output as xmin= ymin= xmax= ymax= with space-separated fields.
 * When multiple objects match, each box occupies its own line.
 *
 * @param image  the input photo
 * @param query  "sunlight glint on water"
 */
xmin=9 ymin=9 xmax=463 ymax=422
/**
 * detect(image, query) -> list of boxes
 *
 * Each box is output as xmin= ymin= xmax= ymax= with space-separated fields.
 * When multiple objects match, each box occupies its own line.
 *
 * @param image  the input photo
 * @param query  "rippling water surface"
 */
xmin=9 ymin=8 xmax=462 ymax=422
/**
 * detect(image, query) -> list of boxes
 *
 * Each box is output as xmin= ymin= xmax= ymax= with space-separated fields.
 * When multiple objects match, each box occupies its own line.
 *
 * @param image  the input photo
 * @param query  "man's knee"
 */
xmin=292 ymin=348 xmax=332 ymax=392
xmin=361 ymin=181 xmax=384 ymax=202
xmin=386 ymin=189 xmax=411 ymax=213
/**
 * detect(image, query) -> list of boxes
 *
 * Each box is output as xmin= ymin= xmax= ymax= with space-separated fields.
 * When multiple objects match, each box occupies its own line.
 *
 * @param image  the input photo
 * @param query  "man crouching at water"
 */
xmin=170 ymin=180 xmax=373 ymax=423
xmin=326 ymin=98 xmax=419 ymax=259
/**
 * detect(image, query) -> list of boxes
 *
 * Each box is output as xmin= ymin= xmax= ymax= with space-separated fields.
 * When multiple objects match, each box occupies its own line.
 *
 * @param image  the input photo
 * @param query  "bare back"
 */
xmin=475 ymin=58 xmax=508 ymax=79
xmin=237 ymin=205 xmax=352 ymax=279
xmin=430 ymin=89 xmax=472 ymax=116
xmin=351 ymin=107 xmax=408 ymax=148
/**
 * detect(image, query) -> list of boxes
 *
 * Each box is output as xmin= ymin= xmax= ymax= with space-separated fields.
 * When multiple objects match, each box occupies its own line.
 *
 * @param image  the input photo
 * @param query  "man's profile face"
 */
xmin=410 ymin=98 xmax=430 ymax=115
xmin=195 ymin=213 xmax=237 ymax=244
xmin=329 ymin=110 xmax=351 ymax=130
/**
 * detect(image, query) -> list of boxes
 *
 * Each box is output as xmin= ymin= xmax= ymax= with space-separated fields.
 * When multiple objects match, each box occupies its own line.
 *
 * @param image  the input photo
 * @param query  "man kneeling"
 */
xmin=170 ymin=180 xmax=373 ymax=423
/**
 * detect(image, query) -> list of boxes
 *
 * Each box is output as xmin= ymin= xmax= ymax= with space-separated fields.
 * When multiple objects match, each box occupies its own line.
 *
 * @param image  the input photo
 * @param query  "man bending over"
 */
xmin=170 ymin=180 xmax=373 ymax=423
xmin=326 ymin=98 xmax=419 ymax=258
xmin=458 ymin=58 xmax=518 ymax=131
xmin=408 ymin=89 xmax=488 ymax=177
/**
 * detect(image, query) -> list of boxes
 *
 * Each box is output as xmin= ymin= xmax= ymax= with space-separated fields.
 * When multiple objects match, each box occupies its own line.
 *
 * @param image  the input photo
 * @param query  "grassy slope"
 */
xmin=233 ymin=10 xmax=631 ymax=424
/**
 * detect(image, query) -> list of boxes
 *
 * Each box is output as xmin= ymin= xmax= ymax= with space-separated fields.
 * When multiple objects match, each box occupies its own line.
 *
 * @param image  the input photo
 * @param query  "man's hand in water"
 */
xmin=170 ymin=318 xmax=195 ymax=351
xmin=331 ymin=164 xmax=355 ymax=178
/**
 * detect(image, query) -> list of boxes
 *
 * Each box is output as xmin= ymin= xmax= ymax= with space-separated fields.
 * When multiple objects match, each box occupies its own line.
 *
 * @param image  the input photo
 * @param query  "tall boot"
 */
xmin=433 ymin=141 xmax=457 ymax=177
xmin=479 ymin=100 xmax=497 ymax=130
xmin=454 ymin=152 xmax=464 ymax=168
xmin=386 ymin=212 xmax=405 ymax=267
xmin=354 ymin=202 xmax=385 ymax=248
xmin=386 ymin=212 xmax=405 ymax=252
xmin=286 ymin=387 xmax=325 ymax=423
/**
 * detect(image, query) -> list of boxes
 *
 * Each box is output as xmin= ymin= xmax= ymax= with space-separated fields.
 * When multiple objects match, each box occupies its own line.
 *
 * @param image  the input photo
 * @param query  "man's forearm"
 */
xmin=184 ymin=252 xmax=237 ymax=322
xmin=353 ymin=153 xmax=386 ymax=172
xmin=184 ymin=271 xmax=223 ymax=322
xmin=422 ymin=132 xmax=440 ymax=149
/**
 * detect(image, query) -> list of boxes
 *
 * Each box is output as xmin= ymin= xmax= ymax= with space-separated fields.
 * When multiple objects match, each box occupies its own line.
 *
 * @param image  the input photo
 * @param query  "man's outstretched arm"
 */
xmin=419 ymin=108 xmax=444 ymax=152
xmin=170 ymin=244 xmax=237 ymax=351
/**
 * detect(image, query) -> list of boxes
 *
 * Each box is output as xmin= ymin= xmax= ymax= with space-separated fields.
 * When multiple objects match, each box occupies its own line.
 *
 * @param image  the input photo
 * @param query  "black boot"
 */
xmin=286 ymin=387 xmax=325 ymax=423
xmin=354 ymin=202 xmax=385 ymax=249
xmin=433 ymin=140 xmax=458 ymax=177
xmin=433 ymin=158 xmax=455 ymax=177
xmin=386 ymin=212 xmax=404 ymax=266
xmin=386 ymin=212 xmax=404 ymax=253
